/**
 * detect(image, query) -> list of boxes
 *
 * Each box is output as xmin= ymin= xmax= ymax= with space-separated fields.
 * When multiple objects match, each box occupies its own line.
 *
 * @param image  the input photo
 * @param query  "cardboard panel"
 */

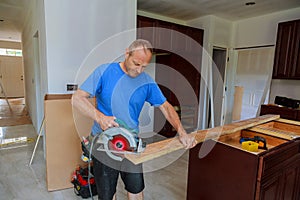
xmin=44 ymin=94 xmax=94 ymax=191
xmin=232 ymin=86 xmax=244 ymax=121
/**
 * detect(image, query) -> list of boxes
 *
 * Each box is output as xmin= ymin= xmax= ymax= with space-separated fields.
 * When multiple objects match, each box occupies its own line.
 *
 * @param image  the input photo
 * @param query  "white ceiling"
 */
xmin=0 ymin=0 xmax=300 ymax=42
xmin=0 ymin=0 xmax=30 ymax=42
xmin=138 ymin=0 xmax=300 ymax=21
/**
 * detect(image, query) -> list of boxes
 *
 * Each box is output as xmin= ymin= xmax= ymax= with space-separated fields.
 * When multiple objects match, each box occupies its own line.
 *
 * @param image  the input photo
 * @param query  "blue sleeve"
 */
xmin=80 ymin=64 xmax=109 ymax=96
xmin=146 ymin=83 xmax=166 ymax=107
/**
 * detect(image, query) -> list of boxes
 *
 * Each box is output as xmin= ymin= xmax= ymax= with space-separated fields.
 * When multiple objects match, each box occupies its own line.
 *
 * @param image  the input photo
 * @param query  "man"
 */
xmin=72 ymin=39 xmax=196 ymax=200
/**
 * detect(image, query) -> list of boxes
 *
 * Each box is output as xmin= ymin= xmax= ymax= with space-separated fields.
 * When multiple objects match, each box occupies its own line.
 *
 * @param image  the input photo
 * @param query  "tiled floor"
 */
xmin=0 ymin=98 xmax=189 ymax=200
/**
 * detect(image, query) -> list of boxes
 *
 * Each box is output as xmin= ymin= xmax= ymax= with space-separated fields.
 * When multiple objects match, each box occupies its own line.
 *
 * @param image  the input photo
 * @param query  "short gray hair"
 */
xmin=128 ymin=39 xmax=153 ymax=55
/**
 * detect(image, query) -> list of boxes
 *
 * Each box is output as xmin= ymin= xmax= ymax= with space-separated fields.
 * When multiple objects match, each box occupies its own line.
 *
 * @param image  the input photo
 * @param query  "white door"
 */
xmin=235 ymin=47 xmax=274 ymax=120
xmin=0 ymin=56 xmax=25 ymax=98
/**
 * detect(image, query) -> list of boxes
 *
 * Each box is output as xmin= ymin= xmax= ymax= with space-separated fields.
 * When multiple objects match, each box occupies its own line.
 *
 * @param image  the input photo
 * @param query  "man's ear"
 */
xmin=125 ymin=48 xmax=130 ymax=58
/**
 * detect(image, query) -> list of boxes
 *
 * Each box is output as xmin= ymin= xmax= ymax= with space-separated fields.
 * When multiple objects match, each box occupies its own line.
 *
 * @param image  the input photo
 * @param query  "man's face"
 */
xmin=124 ymin=48 xmax=152 ymax=78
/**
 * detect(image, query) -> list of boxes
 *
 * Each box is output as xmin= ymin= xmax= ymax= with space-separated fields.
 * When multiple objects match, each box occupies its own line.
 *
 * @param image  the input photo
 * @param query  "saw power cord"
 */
xmin=86 ymin=119 xmax=136 ymax=199
xmin=88 ymin=133 xmax=101 ymax=200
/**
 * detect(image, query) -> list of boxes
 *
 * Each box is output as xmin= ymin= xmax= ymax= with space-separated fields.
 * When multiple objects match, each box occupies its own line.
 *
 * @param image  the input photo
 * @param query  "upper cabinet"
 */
xmin=273 ymin=19 xmax=300 ymax=79
xmin=137 ymin=16 xmax=156 ymax=46
xmin=137 ymin=16 xmax=203 ymax=56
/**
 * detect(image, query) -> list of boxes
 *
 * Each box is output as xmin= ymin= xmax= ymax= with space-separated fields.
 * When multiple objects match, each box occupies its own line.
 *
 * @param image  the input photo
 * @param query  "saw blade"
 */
xmin=109 ymin=134 xmax=131 ymax=151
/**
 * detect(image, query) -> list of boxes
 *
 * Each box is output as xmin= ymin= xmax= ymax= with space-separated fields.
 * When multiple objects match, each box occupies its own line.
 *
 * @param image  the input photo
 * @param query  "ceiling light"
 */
xmin=245 ymin=2 xmax=256 ymax=6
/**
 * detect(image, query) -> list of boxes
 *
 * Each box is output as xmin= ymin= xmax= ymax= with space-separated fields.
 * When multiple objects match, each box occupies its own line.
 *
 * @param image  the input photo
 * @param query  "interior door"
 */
xmin=0 ymin=56 xmax=24 ymax=98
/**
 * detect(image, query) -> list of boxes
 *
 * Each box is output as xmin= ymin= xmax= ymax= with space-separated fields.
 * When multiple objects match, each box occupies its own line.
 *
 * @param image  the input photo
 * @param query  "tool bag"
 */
xmin=71 ymin=166 xmax=97 ymax=198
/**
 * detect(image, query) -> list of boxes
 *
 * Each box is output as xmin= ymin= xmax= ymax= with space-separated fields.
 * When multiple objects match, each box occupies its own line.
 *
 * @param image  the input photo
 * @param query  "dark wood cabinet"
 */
xmin=187 ymin=140 xmax=259 ymax=200
xmin=258 ymin=140 xmax=300 ymax=200
xmin=273 ymin=19 xmax=300 ymax=79
xmin=187 ymin=119 xmax=300 ymax=200
xmin=155 ymin=20 xmax=173 ymax=52
xmin=137 ymin=16 xmax=203 ymax=137
xmin=137 ymin=16 xmax=156 ymax=46
xmin=291 ymin=20 xmax=300 ymax=79
xmin=260 ymin=104 xmax=300 ymax=121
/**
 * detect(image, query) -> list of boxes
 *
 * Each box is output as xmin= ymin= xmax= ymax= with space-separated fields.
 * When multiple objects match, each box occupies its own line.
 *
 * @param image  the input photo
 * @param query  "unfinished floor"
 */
xmin=0 ymin=98 xmax=189 ymax=200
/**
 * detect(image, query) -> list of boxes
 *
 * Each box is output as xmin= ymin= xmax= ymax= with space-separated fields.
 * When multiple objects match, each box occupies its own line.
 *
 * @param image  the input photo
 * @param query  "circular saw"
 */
xmin=96 ymin=127 xmax=146 ymax=161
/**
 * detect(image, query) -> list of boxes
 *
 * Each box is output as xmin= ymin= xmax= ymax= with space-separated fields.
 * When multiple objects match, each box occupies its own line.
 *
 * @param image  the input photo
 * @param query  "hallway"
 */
xmin=0 ymin=98 xmax=189 ymax=200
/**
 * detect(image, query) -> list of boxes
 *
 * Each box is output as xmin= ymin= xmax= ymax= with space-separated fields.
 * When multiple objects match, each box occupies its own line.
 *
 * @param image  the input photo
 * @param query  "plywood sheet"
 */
xmin=45 ymin=94 xmax=94 ymax=191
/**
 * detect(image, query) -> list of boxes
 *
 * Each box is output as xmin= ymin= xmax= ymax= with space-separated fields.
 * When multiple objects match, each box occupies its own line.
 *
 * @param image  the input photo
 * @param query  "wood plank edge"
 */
xmin=248 ymin=127 xmax=295 ymax=140
xmin=275 ymin=118 xmax=300 ymax=126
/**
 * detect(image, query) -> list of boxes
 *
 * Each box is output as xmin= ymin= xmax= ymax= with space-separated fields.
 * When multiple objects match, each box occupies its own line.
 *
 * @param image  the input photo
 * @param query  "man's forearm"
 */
xmin=159 ymin=101 xmax=187 ymax=136
xmin=71 ymin=89 xmax=118 ymax=130
xmin=159 ymin=101 xmax=196 ymax=149
xmin=71 ymin=89 xmax=103 ymax=122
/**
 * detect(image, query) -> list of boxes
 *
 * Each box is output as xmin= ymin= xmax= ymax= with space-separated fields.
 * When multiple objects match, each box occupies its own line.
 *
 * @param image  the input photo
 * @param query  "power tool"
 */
xmin=239 ymin=136 xmax=268 ymax=150
xmin=95 ymin=119 xmax=146 ymax=161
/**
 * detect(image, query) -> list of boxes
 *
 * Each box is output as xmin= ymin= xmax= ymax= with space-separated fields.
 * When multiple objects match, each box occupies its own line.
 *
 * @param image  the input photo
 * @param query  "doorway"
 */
xmin=209 ymin=47 xmax=227 ymax=127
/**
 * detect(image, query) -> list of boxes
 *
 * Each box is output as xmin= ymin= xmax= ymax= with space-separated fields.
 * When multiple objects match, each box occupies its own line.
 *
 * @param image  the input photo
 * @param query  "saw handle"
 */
xmin=114 ymin=118 xmax=138 ymax=134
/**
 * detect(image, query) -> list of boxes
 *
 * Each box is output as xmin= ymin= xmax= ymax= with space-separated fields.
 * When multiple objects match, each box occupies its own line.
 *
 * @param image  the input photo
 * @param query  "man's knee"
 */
xmin=128 ymin=191 xmax=144 ymax=200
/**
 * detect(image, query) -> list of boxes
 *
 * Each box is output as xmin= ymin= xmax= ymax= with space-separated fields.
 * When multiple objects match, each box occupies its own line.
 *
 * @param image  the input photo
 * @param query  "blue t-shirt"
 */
xmin=80 ymin=62 xmax=166 ymax=134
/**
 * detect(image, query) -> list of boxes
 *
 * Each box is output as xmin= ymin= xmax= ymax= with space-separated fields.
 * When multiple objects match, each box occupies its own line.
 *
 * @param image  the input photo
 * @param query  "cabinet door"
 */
xmin=273 ymin=21 xmax=294 ymax=79
xmin=155 ymin=20 xmax=172 ymax=52
xmin=171 ymin=24 xmax=188 ymax=53
xmin=290 ymin=20 xmax=300 ymax=79
xmin=260 ymin=155 xmax=300 ymax=200
xmin=280 ymin=159 xmax=300 ymax=200
xmin=259 ymin=173 xmax=282 ymax=200
xmin=259 ymin=140 xmax=300 ymax=200
xmin=137 ymin=16 xmax=156 ymax=46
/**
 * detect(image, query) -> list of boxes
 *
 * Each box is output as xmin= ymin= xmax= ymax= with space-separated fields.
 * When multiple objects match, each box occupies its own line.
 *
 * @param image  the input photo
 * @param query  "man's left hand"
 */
xmin=179 ymin=134 xmax=197 ymax=149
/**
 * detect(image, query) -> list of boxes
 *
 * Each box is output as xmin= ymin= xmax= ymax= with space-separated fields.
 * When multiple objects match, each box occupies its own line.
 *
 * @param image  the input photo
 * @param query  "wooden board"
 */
xmin=248 ymin=126 xmax=300 ymax=140
xmin=125 ymin=114 xmax=280 ymax=164
xmin=275 ymin=118 xmax=300 ymax=126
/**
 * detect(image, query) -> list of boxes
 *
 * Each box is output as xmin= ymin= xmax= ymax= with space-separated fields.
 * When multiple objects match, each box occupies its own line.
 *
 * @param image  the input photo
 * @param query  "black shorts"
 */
xmin=92 ymin=152 xmax=144 ymax=200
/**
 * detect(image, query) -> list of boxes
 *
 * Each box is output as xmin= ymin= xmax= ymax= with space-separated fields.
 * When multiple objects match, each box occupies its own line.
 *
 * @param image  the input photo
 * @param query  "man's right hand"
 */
xmin=96 ymin=114 xmax=119 ymax=130
xmin=72 ymin=89 xmax=119 ymax=131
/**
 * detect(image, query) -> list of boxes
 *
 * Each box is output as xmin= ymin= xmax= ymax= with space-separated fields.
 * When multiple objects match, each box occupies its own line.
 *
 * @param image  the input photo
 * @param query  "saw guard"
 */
xmin=96 ymin=127 xmax=138 ymax=161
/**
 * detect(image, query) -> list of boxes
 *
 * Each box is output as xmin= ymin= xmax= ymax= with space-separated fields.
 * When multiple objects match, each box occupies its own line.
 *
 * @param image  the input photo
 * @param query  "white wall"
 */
xmin=22 ymin=0 xmax=48 ymax=131
xmin=270 ymin=80 xmax=300 ymax=102
xmin=22 ymin=0 xmax=137 ymax=131
xmin=233 ymin=7 xmax=300 ymax=105
xmin=233 ymin=7 xmax=300 ymax=48
xmin=44 ymin=0 xmax=136 ymax=93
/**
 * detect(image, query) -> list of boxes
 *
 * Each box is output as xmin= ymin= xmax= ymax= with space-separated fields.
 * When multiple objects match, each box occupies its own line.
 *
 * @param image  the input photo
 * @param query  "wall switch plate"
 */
xmin=67 ymin=84 xmax=78 ymax=91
